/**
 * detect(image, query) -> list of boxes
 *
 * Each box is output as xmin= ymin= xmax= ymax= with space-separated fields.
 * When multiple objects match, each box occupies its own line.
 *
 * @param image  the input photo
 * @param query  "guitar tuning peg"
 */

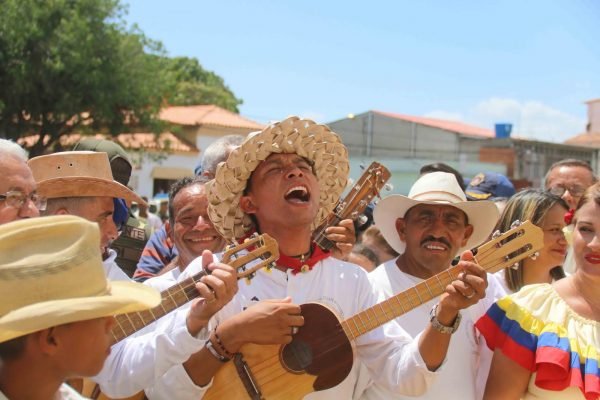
xmin=384 ymin=183 xmax=393 ymax=191
xmin=510 ymin=220 xmax=522 ymax=229
xmin=491 ymin=230 xmax=502 ymax=239
xmin=357 ymin=214 xmax=368 ymax=226
xmin=267 ymin=262 xmax=276 ymax=271
xmin=250 ymin=232 xmax=259 ymax=238
xmin=511 ymin=262 xmax=520 ymax=270
xmin=346 ymin=178 xmax=355 ymax=188
xmin=530 ymin=251 xmax=539 ymax=261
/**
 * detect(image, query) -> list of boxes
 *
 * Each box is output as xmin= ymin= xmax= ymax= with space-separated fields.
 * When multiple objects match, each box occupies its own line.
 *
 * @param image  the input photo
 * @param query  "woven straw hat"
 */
xmin=374 ymin=172 xmax=499 ymax=255
xmin=0 ymin=215 xmax=160 ymax=343
xmin=28 ymin=151 xmax=145 ymax=206
xmin=207 ymin=116 xmax=349 ymax=240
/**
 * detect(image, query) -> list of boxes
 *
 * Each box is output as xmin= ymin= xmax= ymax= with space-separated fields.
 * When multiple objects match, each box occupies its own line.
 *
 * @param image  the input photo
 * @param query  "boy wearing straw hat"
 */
xmin=0 ymin=215 xmax=160 ymax=400
xmin=364 ymin=172 xmax=504 ymax=400
xmin=154 ymin=117 xmax=490 ymax=399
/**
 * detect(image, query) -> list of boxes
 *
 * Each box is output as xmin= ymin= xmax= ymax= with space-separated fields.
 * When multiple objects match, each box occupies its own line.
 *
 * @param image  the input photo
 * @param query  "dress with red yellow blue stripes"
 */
xmin=476 ymin=283 xmax=599 ymax=400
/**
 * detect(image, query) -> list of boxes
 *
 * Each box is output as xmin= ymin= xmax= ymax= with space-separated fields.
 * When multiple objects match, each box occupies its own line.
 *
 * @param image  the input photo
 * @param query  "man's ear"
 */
xmin=395 ymin=218 xmax=407 ymax=241
xmin=36 ymin=328 xmax=59 ymax=355
xmin=55 ymin=208 xmax=69 ymax=216
xmin=239 ymin=195 xmax=257 ymax=215
xmin=164 ymin=220 xmax=172 ymax=241
xmin=461 ymin=224 xmax=474 ymax=247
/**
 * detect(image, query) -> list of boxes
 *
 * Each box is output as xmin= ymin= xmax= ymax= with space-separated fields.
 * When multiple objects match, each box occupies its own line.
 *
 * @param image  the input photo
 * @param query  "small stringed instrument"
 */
xmin=313 ymin=162 xmax=391 ymax=250
xmin=84 ymin=233 xmax=279 ymax=400
xmin=204 ymin=220 xmax=543 ymax=400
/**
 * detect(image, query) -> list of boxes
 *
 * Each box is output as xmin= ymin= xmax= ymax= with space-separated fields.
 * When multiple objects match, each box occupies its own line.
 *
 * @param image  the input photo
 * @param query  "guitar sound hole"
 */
xmin=281 ymin=338 xmax=313 ymax=373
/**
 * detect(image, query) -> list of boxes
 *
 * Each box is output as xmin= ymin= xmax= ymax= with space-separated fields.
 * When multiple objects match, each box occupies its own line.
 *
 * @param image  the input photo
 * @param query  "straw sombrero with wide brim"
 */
xmin=207 ymin=116 xmax=349 ymax=240
xmin=0 ymin=215 xmax=160 ymax=343
xmin=28 ymin=151 xmax=146 ymax=207
xmin=374 ymin=172 xmax=499 ymax=255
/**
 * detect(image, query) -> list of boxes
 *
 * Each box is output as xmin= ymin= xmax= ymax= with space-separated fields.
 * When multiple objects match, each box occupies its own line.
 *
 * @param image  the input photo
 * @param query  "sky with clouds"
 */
xmin=125 ymin=0 xmax=599 ymax=143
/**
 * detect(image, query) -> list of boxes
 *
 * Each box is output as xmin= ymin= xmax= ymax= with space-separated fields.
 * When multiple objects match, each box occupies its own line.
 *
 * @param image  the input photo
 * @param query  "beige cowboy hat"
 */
xmin=28 ymin=151 xmax=146 ymax=206
xmin=0 ymin=215 xmax=160 ymax=343
xmin=374 ymin=171 xmax=499 ymax=254
xmin=207 ymin=116 xmax=349 ymax=240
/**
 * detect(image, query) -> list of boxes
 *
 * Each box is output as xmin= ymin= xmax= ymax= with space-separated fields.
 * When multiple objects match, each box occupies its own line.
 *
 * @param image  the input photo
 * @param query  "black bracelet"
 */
xmin=213 ymin=326 xmax=235 ymax=359
xmin=205 ymin=339 xmax=230 ymax=362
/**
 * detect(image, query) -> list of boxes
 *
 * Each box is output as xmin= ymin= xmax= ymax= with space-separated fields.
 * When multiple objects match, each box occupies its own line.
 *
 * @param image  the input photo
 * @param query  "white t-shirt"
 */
xmin=364 ymin=258 xmax=507 ymax=400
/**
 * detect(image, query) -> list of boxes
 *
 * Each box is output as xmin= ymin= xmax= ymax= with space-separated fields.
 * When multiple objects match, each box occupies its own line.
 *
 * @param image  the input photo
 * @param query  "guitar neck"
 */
xmin=110 ymin=246 xmax=272 ymax=344
xmin=339 ymin=221 xmax=541 ymax=340
xmin=341 ymin=265 xmax=461 ymax=340
xmin=314 ymin=162 xmax=391 ymax=251
xmin=111 ymin=270 xmax=209 ymax=343
xmin=313 ymin=216 xmax=341 ymax=250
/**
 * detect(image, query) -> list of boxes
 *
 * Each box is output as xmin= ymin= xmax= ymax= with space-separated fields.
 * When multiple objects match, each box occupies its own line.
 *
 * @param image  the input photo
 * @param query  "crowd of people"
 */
xmin=0 ymin=116 xmax=598 ymax=400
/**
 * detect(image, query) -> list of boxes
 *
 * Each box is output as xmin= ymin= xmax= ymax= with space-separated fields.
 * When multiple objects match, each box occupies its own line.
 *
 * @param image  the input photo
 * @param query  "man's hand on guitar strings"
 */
xmin=186 ymin=250 xmax=238 ymax=336
xmin=217 ymin=297 xmax=304 ymax=353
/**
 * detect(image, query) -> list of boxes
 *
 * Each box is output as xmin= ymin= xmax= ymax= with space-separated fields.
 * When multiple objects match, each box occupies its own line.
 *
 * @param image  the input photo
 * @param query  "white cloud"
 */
xmin=426 ymin=97 xmax=586 ymax=143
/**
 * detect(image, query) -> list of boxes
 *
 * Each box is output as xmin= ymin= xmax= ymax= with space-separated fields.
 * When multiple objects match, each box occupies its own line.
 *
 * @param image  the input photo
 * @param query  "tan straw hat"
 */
xmin=207 ymin=116 xmax=349 ymax=240
xmin=28 ymin=151 xmax=145 ymax=206
xmin=0 ymin=215 xmax=160 ymax=343
xmin=374 ymin=172 xmax=499 ymax=254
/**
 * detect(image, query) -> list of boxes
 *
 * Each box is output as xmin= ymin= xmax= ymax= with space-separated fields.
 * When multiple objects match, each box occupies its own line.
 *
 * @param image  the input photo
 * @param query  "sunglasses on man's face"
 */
xmin=0 ymin=190 xmax=47 ymax=211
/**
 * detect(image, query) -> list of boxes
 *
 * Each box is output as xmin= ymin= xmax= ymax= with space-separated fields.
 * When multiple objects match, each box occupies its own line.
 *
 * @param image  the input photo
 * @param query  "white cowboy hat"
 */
xmin=374 ymin=171 xmax=499 ymax=254
xmin=28 ymin=151 xmax=146 ymax=206
xmin=207 ymin=116 xmax=349 ymax=240
xmin=0 ymin=215 xmax=160 ymax=343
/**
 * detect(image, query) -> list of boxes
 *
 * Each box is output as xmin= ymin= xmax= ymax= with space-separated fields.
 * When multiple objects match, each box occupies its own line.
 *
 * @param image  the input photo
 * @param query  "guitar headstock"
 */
xmin=474 ymin=220 xmax=544 ymax=274
xmin=336 ymin=162 xmax=391 ymax=220
xmin=222 ymin=233 xmax=279 ymax=281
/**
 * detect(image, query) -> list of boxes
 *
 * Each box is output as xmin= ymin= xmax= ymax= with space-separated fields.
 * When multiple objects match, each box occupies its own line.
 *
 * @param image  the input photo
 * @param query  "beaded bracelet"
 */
xmin=205 ymin=339 xmax=230 ymax=362
xmin=213 ymin=326 xmax=235 ymax=359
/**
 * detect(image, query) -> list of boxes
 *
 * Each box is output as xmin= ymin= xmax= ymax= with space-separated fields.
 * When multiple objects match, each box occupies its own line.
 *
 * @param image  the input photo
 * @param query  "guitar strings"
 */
xmin=210 ymin=240 xmax=523 ymax=381
xmin=283 ymin=233 xmax=533 ymax=364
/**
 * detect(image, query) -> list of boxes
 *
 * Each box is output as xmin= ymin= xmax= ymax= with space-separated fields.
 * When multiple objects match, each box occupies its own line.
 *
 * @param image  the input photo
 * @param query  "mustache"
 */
xmin=420 ymin=236 xmax=451 ymax=248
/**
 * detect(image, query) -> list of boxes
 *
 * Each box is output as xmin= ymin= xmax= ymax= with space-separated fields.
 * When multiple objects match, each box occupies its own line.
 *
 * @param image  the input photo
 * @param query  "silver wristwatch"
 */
xmin=429 ymin=304 xmax=462 ymax=334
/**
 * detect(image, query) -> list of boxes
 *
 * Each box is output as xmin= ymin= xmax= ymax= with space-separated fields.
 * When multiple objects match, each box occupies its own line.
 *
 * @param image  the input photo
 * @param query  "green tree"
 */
xmin=0 ymin=0 xmax=243 ymax=156
xmin=161 ymin=56 xmax=242 ymax=113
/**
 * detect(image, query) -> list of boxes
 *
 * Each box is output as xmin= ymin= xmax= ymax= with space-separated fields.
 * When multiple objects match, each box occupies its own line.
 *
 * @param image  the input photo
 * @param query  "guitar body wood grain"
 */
xmin=205 ymin=303 xmax=354 ymax=400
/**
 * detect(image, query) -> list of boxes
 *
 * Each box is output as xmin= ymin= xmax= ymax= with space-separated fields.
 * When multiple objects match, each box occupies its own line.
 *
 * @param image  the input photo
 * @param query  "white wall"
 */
xmin=129 ymin=152 xmax=199 ymax=198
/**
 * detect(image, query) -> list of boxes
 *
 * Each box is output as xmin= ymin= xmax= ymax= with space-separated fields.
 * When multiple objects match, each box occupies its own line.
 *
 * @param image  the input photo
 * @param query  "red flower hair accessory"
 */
xmin=564 ymin=208 xmax=575 ymax=225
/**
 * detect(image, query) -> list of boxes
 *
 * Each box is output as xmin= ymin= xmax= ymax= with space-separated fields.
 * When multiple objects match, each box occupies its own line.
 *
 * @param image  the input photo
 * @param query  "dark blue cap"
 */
xmin=113 ymin=198 xmax=129 ymax=229
xmin=465 ymin=172 xmax=516 ymax=201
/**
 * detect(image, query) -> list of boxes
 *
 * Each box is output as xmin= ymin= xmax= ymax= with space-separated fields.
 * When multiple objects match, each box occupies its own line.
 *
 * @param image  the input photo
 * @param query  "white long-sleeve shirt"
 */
xmin=364 ymin=258 xmax=507 ymax=400
xmin=93 ymin=295 xmax=209 ymax=398
xmin=145 ymin=254 xmax=442 ymax=400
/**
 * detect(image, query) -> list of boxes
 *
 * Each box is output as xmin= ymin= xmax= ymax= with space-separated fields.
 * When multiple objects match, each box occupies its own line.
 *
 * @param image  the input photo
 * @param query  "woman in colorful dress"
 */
xmin=493 ymin=189 xmax=569 ymax=294
xmin=476 ymin=182 xmax=600 ymax=399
